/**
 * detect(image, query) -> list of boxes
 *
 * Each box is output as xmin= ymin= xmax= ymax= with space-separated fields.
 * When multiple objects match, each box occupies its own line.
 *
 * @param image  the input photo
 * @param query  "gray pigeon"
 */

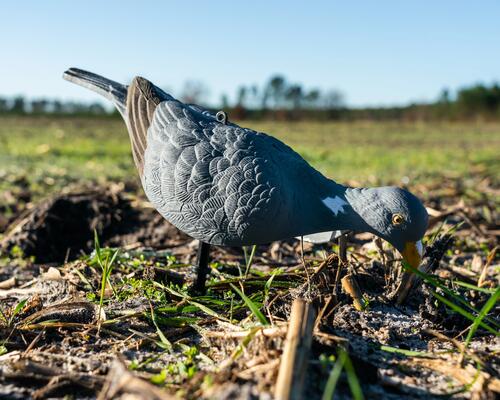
xmin=63 ymin=68 xmax=428 ymax=292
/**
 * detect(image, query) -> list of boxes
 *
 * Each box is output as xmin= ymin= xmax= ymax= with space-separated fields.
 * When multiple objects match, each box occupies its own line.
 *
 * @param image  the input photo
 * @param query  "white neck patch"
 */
xmin=322 ymin=196 xmax=348 ymax=216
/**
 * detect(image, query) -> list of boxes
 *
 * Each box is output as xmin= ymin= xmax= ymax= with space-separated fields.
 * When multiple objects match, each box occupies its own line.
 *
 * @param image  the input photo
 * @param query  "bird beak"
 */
xmin=400 ymin=240 xmax=423 ymax=269
xmin=395 ymin=240 xmax=424 ymax=304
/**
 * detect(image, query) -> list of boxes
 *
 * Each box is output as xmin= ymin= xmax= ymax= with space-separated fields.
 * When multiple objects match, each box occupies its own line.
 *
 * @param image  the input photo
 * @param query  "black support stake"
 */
xmin=191 ymin=241 xmax=211 ymax=294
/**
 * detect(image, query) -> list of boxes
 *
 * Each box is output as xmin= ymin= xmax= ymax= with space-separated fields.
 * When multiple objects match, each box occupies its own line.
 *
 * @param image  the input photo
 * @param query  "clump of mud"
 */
xmin=0 ymin=187 xmax=189 ymax=263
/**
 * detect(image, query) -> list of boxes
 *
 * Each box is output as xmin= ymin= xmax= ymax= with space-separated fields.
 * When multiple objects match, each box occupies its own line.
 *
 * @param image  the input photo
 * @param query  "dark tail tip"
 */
xmin=63 ymin=67 xmax=128 ymax=116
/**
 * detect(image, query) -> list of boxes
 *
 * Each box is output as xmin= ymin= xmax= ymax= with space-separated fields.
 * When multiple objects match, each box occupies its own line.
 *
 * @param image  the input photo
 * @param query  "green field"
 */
xmin=0 ymin=116 xmax=498 ymax=199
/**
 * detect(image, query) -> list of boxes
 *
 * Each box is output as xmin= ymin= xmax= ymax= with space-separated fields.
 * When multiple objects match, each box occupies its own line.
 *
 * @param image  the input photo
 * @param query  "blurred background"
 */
xmin=0 ymin=1 xmax=499 ymax=203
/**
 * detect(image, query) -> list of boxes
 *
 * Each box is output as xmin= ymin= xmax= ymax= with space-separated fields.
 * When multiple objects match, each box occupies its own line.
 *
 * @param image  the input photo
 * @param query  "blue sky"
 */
xmin=1 ymin=1 xmax=499 ymax=107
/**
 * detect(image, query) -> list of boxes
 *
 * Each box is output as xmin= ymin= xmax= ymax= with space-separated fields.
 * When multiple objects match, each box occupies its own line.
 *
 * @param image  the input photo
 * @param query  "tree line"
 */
xmin=1 ymin=75 xmax=499 ymax=121
xmin=0 ymin=96 xmax=107 ymax=116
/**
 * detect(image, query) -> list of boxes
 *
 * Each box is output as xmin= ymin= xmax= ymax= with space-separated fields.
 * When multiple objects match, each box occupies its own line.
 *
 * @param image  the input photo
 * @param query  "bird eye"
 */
xmin=392 ymin=213 xmax=404 ymax=225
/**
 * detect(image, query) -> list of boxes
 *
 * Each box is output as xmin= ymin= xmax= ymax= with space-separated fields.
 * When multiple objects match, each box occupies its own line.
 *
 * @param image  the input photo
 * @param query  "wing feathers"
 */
xmin=126 ymin=77 xmax=165 ymax=175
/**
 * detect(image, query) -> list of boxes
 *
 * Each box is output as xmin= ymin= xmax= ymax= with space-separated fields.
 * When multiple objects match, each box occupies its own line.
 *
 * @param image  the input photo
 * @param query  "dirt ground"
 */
xmin=0 ymin=175 xmax=498 ymax=399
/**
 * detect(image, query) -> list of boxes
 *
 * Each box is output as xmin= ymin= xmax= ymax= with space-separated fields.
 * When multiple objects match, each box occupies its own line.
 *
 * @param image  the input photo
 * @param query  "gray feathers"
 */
xmin=143 ymin=100 xmax=287 ymax=245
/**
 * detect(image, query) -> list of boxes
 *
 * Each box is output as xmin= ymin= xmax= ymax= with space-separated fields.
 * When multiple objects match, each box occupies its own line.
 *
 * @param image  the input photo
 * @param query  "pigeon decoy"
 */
xmin=63 ymin=68 xmax=428 ymax=293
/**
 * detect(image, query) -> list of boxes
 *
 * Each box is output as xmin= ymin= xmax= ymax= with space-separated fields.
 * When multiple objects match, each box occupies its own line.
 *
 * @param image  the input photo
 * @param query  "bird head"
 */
xmin=346 ymin=187 xmax=428 ymax=268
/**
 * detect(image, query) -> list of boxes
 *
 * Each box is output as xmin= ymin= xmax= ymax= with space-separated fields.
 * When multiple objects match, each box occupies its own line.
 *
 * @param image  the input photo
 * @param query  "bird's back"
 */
xmin=63 ymin=69 xmax=334 ymax=246
xmin=142 ymin=98 xmax=304 ymax=246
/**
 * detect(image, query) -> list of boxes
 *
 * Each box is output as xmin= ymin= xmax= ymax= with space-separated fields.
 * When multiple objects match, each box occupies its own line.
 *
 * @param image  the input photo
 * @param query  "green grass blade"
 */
xmin=230 ymin=283 xmax=269 ymax=326
xmin=244 ymin=245 xmax=257 ymax=278
xmin=342 ymin=350 xmax=365 ymax=400
xmin=452 ymin=280 xmax=495 ymax=294
xmin=107 ymin=249 xmax=120 ymax=278
xmin=322 ymin=351 xmax=346 ymax=400
xmin=264 ymin=269 xmax=280 ymax=300
xmin=12 ymin=298 xmax=27 ymax=319
xmin=93 ymin=230 xmax=103 ymax=269
xmin=443 ymin=221 xmax=465 ymax=237
xmin=157 ymin=283 xmax=189 ymax=299
xmin=231 ymin=327 xmax=261 ymax=361
xmin=92 ymin=232 xmax=119 ymax=317
xmin=73 ymin=268 xmax=95 ymax=291
xmin=188 ymin=300 xmax=231 ymax=322
xmin=150 ymin=308 xmax=172 ymax=351
xmin=403 ymin=262 xmax=499 ymax=330
xmin=464 ymin=287 xmax=500 ymax=349
xmin=379 ymin=345 xmax=432 ymax=358
xmin=155 ymin=282 xmax=231 ymax=322
xmin=9 ymin=298 xmax=27 ymax=325
xmin=430 ymin=289 xmax=498 ymax=336
xmin=106 ymin=249 xmax=119 ymax=296
xmin=428 ymin=219 xmax=447 ymax=245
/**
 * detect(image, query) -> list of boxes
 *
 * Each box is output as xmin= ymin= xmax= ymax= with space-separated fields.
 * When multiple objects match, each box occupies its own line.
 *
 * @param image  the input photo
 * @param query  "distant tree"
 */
xmin=433 ymin=87 xmax=453 ymax=119
xmin=11 ymin=96 xmax=25 ymax=113
xmin=31 ymin=99 xmax=49 ymax=114
xmin=220 ymin=93 xmax=229 ymax=109
xmin=3 ymin=77 xmax=498 ymax=121
xmin=438 ymin=88 xmax=451 ymax=104
xmin=267 ymin=75 xmax=287 ymax=109
xmin=250 ymin=84 xmax=259 ymax=105
xmin=492 ymin=84 xmax=500 ymax=115
xmin=232 ymin=86 xmax=248 ymax=119
xmin=285 ymin=84 xmax=303 ymax=109
xmin=322 ymin=90 xmax=344 ymax=110
xmin=261 ymin=86 xmax=270 ymax=110
xmin=304 ymin=89 xmax=321 ymax=109
xmin=0 ymin=97 xmax=8 ymax=113
xmin=68 ymin=102 xmax=89 ymax=114
xmin=52 ymin=100 xmax=64 ymax=114
xmin=321 ymin=90 xmax=344 ymax=119
xmin=180 ymin=80 xmax=209 ymax=105
xmin=236 ymin=85 xmax=247 ymax=107
xmin=88 ymin=102 xmax=106 ymax=115
xmin=456 ymin=83 xmax=500 ymax=116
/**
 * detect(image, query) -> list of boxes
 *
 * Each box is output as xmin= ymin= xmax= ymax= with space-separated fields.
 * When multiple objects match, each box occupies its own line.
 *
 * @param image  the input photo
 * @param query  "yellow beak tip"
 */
xmin=401 ymin=241 xmax=423 ymax=269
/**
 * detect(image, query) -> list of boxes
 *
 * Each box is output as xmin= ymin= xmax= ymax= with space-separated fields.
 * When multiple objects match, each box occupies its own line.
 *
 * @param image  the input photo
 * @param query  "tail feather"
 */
xmin=63 ymin=68 xmax=128 ymax=117
xmin=63 ymin=68 xmax=169 ymax=176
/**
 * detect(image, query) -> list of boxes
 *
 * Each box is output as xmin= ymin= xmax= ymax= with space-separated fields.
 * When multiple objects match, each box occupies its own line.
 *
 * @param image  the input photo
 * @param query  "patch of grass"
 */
xmin=403 ymin=262 xmax=499 ymax=336
xmin=148 ymin=301 xmax=172 ymax=351
xmin=230 ymin=283 xmax=269 ymax=326
xmin=92 ymin=231 xmax=119 ymax=319
xmin=0 ymin=298 xmax=27 ymax=327
xmin=248 ymin=120 xmax=500 ymax=184
xmin=463 ymin=287 xmax=500 ymax=349
xmin=156 ymin=282 xmax=232 ymax=322
xmin=1 ymin=117 xmax=498 ymax=201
